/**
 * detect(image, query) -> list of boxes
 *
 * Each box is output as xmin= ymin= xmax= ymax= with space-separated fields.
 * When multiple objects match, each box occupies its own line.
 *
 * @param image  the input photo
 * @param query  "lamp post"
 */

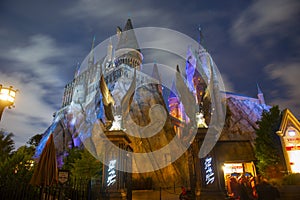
xmin=0 ymin=85 xmax=17 ymax=121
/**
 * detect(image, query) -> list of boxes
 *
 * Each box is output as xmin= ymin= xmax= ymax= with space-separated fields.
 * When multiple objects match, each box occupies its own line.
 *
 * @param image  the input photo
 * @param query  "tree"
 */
xmin=62 ymin=147 xmax=83 ymax=171
xmin=70 ymin=148 xmax=102 ymax=180
xmin=0 ymin=129 xmax=15 ymax=162
xmin=27 ymin=133 xmax=43 ymax=147
xmin=254 ymin=105 xmax=283 ymax=178
xmin=0 ymin=130 xmax=37 ymax=195
xmin=0 ymin=145 xmax=35 ymax=188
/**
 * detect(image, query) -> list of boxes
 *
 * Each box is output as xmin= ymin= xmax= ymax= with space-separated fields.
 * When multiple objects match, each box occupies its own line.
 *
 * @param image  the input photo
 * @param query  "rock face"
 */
xmin=97 ymin=68 xmax=190 ymax=187
xmin=220 ymin=97 xmax=270 ymax=141
xmin=125 ymin=83 xmax=190 ymax=188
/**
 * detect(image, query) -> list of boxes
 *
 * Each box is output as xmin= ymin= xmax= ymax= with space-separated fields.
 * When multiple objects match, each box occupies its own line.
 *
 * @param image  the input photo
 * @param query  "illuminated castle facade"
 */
xmin=36 ymin=19 xmax=276 ymax=197
xmin=55 ymin=19 xmax=213 ymax=149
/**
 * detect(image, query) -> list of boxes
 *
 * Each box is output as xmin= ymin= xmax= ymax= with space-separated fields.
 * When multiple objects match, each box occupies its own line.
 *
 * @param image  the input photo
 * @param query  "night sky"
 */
xmin=0 ymin=0 xmax=299 ymax=148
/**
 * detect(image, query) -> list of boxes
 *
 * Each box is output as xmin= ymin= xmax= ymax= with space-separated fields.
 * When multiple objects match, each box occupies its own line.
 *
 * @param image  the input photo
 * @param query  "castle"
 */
xmin=35 ymin=19 xmax=272 ymax=196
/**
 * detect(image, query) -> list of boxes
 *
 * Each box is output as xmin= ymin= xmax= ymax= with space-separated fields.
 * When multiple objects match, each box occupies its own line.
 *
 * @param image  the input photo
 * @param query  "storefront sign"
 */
xmin=204 ymin=156 xmax=215 ymax=185
xmin=223 ymin=163 xmax=243 ymax=174
xmin=58 ymin=170 xmax=69 ymax=184
xmin=107 ymin=159 xmax=117 ymax=187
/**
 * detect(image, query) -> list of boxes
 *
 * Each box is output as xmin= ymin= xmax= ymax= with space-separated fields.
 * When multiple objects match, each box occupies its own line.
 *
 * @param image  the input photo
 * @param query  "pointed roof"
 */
xmin=106 ymin=37 xmax=114 ymax=62
xmin=117 ymin=26 xmax=122 ymax=33
xmin=91 ymin=35 xmax=95 ymax=50
xmin=74 ymin=62 xmax=80 ymax=78
xmin=168 ymin=65 xmax=181 ymax=99
xmin=169 ymin=79 xmax=178 ymax=99
xmin=257 ymin=83 xmax=263 ymax=94
xmin=124 ymin=18 xmax=134 ymax=31
xmin=88 ymin=36 xmax=95 ymax=65
xmin=186 ymin=46 xmax=196 ymax=78
xmin=198 ymin=26 xmax=205 ymax=49
xmin=116 ymin=19 xmax=140 ymax=51
xmin=152 ymin=63 xmax=161 ymax=83
xmin=278 ymin=109 xmax=300 ymax=136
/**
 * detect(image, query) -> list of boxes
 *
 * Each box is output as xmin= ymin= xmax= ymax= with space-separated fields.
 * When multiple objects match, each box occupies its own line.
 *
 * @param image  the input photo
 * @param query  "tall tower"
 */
xmin=151 ymin=62 xmax=162 ymax=94
xmin=257 ymin=83 xmax=265 ymax=105
xmin=114 ymin=19 xmax=143 ymax=70
xmin=197 ymin=27 xmax=210 ymax=83
xmin=106 ymin=37 xmax=114 ymax=63
xmin=88 ymin=36 xmax=95 ymax=68
xmin=104 ymin=37 xmax=115 ymax=73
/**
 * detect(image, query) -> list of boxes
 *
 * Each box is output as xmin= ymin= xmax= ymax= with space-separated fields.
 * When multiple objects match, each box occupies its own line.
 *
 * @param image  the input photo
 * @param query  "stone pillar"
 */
xmin=197 ymin=128 xmax=225 ymax=200
xmin=188 ymin=128 xmax=225 ymax=199
xmin=189 ymin=128 xmax=206 ymax=198
xmin=102 ymin=130 xmax=132 ymax=200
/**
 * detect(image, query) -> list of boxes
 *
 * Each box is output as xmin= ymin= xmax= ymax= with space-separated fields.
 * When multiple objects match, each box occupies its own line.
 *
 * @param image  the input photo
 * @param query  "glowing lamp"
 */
xmin=0 ymin=85 xmax=17 ymax=121
xmin=288 ymin=130 xmax=296 ymax=137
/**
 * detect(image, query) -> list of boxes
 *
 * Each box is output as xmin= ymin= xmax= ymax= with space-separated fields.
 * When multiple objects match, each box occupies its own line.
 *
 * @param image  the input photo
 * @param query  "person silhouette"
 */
xmin=256 ymin=177 xmax=280 ymax=200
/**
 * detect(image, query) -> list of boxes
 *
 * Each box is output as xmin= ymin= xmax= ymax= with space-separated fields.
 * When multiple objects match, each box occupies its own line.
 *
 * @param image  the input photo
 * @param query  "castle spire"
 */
xmin=124 ymin=18 xmax=134 ymax=31
xmin=88 ymin=35 xmax=95 ymax=67
xmin=116 ymin=19 xmax=140 ymax=51
xmin=257 ymin=83 xmax=265 ymax=104
xmin=114 ymin=19 xmax=143 ymax=70
xmin=197 ymin=27 xmax=211 ymax=83
xmin=198 ymin=26 xmax=205 ymax=50
xmin=74 ymin=62 xmax=80 ymax=78
xmin=107 ymin=37 xmax=114 ymax=63
xmin=116 ymin=26 xmax=122 ymax=41
xmin=152 ymin=62 xmax=161 ymax=82
xmin=168 ymin=77 xmax=180 ymax=119
xmin=257 ymin=83 xmax=263 ymax=94
xmin=185 ymin=46 xmax=196 ymax=93
xmin=152 ymin=62 xmax=162 ymax=94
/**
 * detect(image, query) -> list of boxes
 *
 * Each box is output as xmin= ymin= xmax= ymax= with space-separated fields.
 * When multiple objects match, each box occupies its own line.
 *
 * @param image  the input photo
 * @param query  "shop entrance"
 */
xmin=222 ymin=162 xmax=256 ymax=197
xmin=286 ymin=147 xmax=300 ymax=173
xmin=283 ymin=128 xmax=300 ymax=173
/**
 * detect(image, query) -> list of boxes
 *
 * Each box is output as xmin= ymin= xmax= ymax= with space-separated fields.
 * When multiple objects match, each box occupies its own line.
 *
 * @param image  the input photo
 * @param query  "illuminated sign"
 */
xmin=58 ymin=170 xmax=69 ymax=184
xmin=223 ymin=163 xmax=243 ymax=174
xmin=107 ymin=160 xmax=117 ymax=186
xmin=204 ymin=156 xmax=215 ymax=185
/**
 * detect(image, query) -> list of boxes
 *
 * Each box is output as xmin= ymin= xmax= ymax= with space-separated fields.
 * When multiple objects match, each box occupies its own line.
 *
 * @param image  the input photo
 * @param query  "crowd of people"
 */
xmin=227 ymin=174 xmax=280 ymax=200
xmin=178 ymin=174 xmax=280 ymax=200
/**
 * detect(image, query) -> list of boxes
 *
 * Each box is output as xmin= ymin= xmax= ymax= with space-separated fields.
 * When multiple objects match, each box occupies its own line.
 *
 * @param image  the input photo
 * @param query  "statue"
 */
xmin=100 ymin=74 xmax=115 ymax=130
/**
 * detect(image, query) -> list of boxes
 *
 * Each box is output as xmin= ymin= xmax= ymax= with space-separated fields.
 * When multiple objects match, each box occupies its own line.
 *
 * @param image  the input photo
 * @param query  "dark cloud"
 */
xmin=231 ymin=0 xmax=300 ymax=45
xmin=265 ymin=62 xmax=300 ymax=117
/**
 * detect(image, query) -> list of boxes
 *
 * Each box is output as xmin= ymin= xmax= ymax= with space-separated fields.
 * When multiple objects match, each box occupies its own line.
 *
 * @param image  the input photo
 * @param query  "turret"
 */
xmin=257 ymin=83 xmax=265 ymax=105
xmin=114 ymin=19 xmax=143 ymax=70
xmin=193 ymin=27 xmax=209 ymax=105
xmin=106 ymin=37 xmax=114 ymax=63
xmin=185 ymin=46 xmax=196 ymax=94
xmin=104 ymin=37 xmax=115 ymax=72
xmin=197 ymin=27 xmax=210 ymax=83
xmin=168 ymin=65 xmax=185 ymax=121
xmin=88 ymin=36 xmax=95 ymax=68
xmin=152 ymin=62 xmax=162 ymax=94
xmin=74 ymin=62 xmax=80 ymax=79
